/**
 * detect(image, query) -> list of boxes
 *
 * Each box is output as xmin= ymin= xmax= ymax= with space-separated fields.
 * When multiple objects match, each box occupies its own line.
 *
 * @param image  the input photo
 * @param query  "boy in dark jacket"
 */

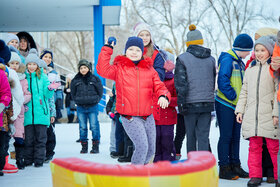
xmin=71 ymin=59 xmax=103 ymax=154
xmin=174 ymin=24 xmax=216 ymax=153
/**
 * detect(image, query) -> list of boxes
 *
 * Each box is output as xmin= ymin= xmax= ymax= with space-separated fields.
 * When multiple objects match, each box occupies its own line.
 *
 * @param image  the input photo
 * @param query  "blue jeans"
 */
xmin=215 ymin=101 xmax=241 ymax=166
xmin=77 ymin=105 xmax=100 ymax=142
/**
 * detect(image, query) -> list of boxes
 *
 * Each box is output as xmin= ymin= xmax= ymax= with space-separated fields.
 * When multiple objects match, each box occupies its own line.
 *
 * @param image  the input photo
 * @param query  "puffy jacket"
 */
xmin=0 ymin=69 xmax=12 ymax=128
xmin=24 ymin=70 xmax=54 ymax=126
xmin=14 ymin=73 xmax=31 ymax=138
xmin=154 ymin=78 xmax=177 ymax=125
xmin=97 ymin=46 xmax=171 ymax=116
xmin=144 ymin=47 xmax=165 ymax=81
xmin=216 ymin=49 xmax=245 ymax=110
xmin=175 ymin=45 xmax=216 ymax=114
xmin=71 ymin=72 xmax=103 ymax=107
xmin=8 ymin=67 xmax=24 ymax=121
xmin=235 ymin=59 xmax=279 ymax=139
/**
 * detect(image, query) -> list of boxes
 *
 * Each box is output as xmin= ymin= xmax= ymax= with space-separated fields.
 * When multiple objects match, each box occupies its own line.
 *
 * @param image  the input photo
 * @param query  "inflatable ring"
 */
xmin=50 ymin=151 xmax=218 ymax=187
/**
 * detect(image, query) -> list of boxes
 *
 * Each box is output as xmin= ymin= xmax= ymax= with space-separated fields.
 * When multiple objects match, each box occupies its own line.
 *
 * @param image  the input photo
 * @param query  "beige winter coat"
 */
xmin=235 ymin=60 xmax=279 ymax=139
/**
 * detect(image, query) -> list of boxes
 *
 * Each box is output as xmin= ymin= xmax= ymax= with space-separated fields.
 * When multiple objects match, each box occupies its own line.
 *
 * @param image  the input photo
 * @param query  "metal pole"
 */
xmin=93 ymin=1 xmax=106 ymax=112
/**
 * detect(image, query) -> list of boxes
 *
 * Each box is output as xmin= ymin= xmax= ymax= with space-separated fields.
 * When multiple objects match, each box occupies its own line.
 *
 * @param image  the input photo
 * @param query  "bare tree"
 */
xmin=49 ymin=31 xmax=93 ymax=74
xmin=207 ymin=0 xmax=275 ymax=47
xmin=130 ymin=0 xmax=210 ymax=55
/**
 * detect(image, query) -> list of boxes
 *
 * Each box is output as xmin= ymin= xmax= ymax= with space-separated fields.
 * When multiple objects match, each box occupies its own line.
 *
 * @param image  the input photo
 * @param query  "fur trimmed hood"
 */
xmin=113 ymin=55 xmax=153 ymax=69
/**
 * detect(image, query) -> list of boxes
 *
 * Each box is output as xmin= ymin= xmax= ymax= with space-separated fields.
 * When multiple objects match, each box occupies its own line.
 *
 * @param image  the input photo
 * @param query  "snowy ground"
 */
xmin=0 ymin=118 xmax=276 ymax=187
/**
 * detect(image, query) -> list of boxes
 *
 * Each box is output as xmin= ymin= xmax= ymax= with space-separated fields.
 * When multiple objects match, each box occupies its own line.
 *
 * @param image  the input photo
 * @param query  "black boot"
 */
xmin=219 ymin=165 xmax=239 ymax=180
xmin=118 ymin=146 xmax=133 ymax=163
xmin=80 ymin=141 xmax=88 ymax=154
xmin=68 ymin=114 xmax=74 ymax=123
xmin=111 ymin=142 xmax=124 ymax=158
xmin=276 ymin=180 xmax=280 ymax=187
xmin=0 ymin=171 xmax=3 ymax=176
xmin=90 ymin=140 xmax=99 ymax=154
xmin=247 ymin=178 xmax=262 ymax=187
xmin=14 ymin=143 xmax=25 ymax=170
xmin=231 ymin=164 xmax=249 ymax=178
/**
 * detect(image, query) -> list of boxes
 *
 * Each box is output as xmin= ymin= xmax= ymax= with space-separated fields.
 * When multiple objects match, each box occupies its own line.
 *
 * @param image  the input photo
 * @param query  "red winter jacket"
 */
xmin=154 ymin=78 xmax=177 ymax=125
xmin=97 ymin=46 xmax=171 ymax=116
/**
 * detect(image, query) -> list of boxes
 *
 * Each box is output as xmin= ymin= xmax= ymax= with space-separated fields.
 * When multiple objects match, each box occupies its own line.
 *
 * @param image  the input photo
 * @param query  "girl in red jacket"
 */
xmin=97 ymin=37 xmax=171 ymax=165
xmin=153 ymin=63 xmax=177 ymax=162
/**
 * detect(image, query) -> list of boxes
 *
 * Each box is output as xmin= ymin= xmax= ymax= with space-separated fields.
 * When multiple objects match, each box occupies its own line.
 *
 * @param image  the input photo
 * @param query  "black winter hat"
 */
xmin=78 ymin=59 xmax=91 ymax=71
xmin=125 ymin=37 xmax=144 ymax=54
xmin=0 ymin=40 xmax=11 ymax=65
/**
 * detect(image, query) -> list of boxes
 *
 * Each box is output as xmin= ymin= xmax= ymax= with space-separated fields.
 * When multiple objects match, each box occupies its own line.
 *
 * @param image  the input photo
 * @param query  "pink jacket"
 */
xmin=14 ymin=78 xmax=31 ymax=138
xmin=0 ymin=69 xmax=12 ymax=128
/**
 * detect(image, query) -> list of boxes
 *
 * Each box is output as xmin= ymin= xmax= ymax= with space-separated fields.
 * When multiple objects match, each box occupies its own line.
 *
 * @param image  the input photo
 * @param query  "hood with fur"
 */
xmin=113 ymin=55 xmax=153 ymax=69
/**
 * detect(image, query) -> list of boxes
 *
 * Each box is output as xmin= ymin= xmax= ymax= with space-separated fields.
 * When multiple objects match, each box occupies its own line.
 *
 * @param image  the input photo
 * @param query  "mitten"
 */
xmin=108 ymin=112 xmax=115 ymax=120
xmin=108 ymin=37 xmax=117 ymax=46
xmin=48 ymin=82 xmax=61 ymax=90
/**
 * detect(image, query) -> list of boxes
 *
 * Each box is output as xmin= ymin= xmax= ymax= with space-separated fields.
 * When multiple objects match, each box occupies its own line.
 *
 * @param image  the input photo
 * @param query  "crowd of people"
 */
xmin=0 ymin=19 xmax=280 ymax=187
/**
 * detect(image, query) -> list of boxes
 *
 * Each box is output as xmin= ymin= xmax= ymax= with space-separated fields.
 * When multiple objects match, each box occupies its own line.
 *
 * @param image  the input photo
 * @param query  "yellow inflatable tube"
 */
xmin=50 ymin=151 xmax=218 ymax=187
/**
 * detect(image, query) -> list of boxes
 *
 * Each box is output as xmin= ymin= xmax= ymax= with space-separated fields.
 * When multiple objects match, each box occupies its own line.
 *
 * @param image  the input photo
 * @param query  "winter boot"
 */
xmin=76 ymin=138 xmax=81 ymax=143
xmin=247 ymin=178 xmax=262 ymax=187
xmin=219 ymin=165 xmax=239 ymax=180
xmin=276 ymin=181 xmax=280 ymax=187
xmin=118 ymin=146 xmax=133 ymax=163
xmin=90 ymin=140 xmax=99 ymax=154
xmin=14 ymin=143 xmax=25 ymax=170
xmin=231 ymin=164 xmax=249 ymax=178
xmin=0 ymin=171 xmax=3 ymax=176
xmin=10 ymin=151 xmax=16 ymax=160
xmin=80 ymin=141 xmax=88 ymax=154
xmin=266 ymin=177 xmax=276 ymax=183
xmin=111 ymin=142 xmax=124 ymax=158
xmin=3 ymin=156 xmax=18 ymax=173
xmin=68 ymin=114 xmax=74 ymax=123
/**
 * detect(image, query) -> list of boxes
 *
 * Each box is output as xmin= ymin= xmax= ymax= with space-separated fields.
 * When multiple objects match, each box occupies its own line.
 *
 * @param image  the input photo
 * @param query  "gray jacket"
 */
xmin=174 ymin=45 xmax=216 ymax=114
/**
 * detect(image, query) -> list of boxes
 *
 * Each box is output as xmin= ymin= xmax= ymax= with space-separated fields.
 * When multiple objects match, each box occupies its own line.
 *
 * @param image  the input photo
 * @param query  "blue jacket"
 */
xmin=216 ymin=49 xmax=245 ymax=109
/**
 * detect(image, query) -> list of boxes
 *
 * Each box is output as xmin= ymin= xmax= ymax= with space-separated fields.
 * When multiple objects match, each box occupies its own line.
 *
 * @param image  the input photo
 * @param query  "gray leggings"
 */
xmin=121 ymin=115 xmax=156 ymax=165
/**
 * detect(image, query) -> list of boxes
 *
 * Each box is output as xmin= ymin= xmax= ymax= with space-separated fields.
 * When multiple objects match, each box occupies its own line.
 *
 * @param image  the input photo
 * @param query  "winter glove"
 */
xmin=108 ymin=112 xmax=115 ymax=120
xmin=48 ymin=82 xmax=61 ymax=91
xmin=9 ymin=124 xmax=16 ymax=136
xmin=0 ymin=103 xmax=5 ymax=113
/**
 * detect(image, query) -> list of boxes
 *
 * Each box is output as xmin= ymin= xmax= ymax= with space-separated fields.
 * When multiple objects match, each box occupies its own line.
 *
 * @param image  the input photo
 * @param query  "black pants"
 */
xmin=0 ymin=131 xmax=7 ymax=170
xmin=3 ymin=132 xmax=11 ymax=157
xmin=174 ymin=114 xmax=185 ymax=154
xmin=24 ymin=125 xmax=47 ymax=164
xmin=46 ymin=123 xmax=56 ymax=158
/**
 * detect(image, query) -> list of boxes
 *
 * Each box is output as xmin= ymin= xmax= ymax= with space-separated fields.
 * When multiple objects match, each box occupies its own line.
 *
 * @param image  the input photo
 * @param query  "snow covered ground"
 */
xmin=0 ymin=118 xmax=276 ymax=187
